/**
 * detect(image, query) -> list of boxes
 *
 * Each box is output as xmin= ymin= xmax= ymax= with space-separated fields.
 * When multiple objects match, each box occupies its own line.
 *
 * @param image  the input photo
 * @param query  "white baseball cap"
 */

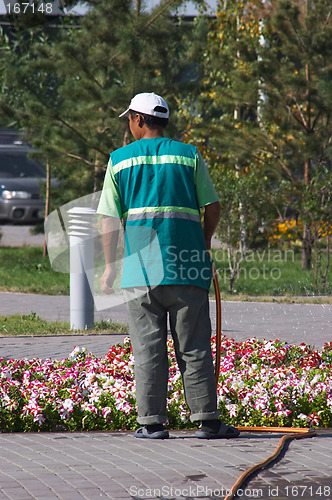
xmin=119 ymin=92 xmax=169 ymax=118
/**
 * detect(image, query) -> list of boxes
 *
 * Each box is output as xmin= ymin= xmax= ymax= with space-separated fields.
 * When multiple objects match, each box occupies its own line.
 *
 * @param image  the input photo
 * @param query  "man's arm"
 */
xmin=100 ymin=216 xmax=120 ymax=294
xmin=203 ymin=201 xmax=221 ymax=251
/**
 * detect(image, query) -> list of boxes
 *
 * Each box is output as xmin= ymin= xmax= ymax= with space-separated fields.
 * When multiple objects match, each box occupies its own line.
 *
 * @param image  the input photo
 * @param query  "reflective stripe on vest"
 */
xmin=113 ymin=155 xmax=196 ymax=175
xmin=123 ymin=205 xmax=200 ymax=223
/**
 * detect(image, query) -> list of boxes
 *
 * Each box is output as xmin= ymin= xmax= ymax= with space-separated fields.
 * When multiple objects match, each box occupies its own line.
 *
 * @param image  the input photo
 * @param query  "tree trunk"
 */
xmin=301 ymin=222 xmax=312 ymax=270
xmin=301 ymin=156 xmax=311 ymax=270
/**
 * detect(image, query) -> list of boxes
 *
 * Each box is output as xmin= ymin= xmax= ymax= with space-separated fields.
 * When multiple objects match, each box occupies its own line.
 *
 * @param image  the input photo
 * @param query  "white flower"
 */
xmin=34 ymin=414 xmax=46 ymax=425
xmin=69 ymin=346 xmax=87 ymax=361
xmin=102 ymin=377 xmax=115 ymax=389
xmin=89 ymin=390 xmax=101 ymax=404
xmin=1 ymin=369 xmax=12 ymax=379
xmin=2 ymin=396 xmax=18 ymax=410
xmin=231 ymin=380 xmax=244 ymax=390
xmin=63 ymin=399 xmax=74 ymax=411
xmin=274 ymin=399 xmax=284 ymax=410
xmin=264 ymin=342 xmax=276 ymax=351
xmin=297 ymin=413 xmax=309 ymax=422
xmin=310 ymin=374 xmax=321 ymax=386
xmin=226 ymin=404 xmax=238 ymax=417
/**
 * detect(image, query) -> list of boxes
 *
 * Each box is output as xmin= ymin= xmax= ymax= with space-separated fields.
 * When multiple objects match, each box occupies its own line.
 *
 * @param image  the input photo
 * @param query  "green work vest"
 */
xmin=111 ymin=137 xmax=212 ymax=290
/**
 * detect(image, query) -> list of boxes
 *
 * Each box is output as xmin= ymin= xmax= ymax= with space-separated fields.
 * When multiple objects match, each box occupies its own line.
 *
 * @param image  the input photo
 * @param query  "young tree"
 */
xmin=256 ymin=0 xmax=332 ymax=269
xmin=178 ymin=0 xmax=276 ymax=291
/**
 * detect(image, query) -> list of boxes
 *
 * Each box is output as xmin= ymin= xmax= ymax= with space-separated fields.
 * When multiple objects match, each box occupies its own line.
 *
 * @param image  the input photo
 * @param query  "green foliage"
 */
xmin=213 ymin=167 xmax=274 ymax=250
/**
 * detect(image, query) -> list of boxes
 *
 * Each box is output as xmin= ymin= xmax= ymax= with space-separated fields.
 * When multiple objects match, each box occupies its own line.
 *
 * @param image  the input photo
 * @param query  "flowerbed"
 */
xmin=0 ymin=336 xmax=331 ymax=432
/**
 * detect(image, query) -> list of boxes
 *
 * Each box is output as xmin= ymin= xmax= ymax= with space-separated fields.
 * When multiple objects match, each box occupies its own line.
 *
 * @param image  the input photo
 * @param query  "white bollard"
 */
xmin=67 ymin=207 xmax=97 ymax=330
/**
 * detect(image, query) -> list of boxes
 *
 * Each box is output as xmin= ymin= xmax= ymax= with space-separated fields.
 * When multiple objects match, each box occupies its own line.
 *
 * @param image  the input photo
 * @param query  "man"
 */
xmin=97 ymin=92 xmax=240 ymax=440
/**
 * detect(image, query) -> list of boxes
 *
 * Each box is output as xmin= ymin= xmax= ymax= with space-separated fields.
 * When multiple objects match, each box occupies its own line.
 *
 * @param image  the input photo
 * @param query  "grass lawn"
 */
xmin=0 ymin=247 xmax=69 ymax=295
xmin=0 ymin=312 xmax=128 ymax=336
xmin=211 ymin=247 xmax=332 ymax=302
xmin=0 ymin=246 xmax=331 ymax=302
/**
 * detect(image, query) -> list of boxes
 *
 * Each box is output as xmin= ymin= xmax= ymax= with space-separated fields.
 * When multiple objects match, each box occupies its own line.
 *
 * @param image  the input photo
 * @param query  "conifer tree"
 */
xmin=0 ymin=0 xmax=207 ymax=207
xmin=257 ymin=0 xmax=332 ymax=270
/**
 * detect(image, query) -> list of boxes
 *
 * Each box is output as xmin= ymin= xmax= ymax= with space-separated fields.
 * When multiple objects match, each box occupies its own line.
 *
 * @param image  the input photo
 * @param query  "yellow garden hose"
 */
xmin=212 ymin=260 xmax=318 ymax=500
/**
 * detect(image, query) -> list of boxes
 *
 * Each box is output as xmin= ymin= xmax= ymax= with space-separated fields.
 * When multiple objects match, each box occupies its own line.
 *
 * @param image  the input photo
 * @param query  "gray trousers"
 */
xmin=123 ymin=285 xmax=220 ymax=425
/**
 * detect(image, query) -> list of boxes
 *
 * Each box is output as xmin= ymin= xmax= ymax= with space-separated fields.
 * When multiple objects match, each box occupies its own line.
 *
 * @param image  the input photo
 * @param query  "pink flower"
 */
xmin=308 ymin=412 xmax=321 ymax=426
xmin=274 ymin=399 xmax=284 ymax=410
xmin=276 ymin=409 xmax=292 ymax=417
xmin=112 ymin=381 xmax=127 ymax=399
xmin=80 ymin=402 xmax=99 ymax=415
xmin=114 ymin=400 xmax=132 ymax=414
xmin=254 ymin=399 xmax=267 ymax=410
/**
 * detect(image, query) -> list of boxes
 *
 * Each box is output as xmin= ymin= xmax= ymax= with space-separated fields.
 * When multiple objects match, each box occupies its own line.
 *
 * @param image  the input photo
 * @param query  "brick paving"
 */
xmin=0 ymin=431 xmax=330 ymax=500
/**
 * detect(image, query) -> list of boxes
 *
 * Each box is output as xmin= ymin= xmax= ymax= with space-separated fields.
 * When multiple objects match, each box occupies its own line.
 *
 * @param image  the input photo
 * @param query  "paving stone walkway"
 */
xmin=1 ymin=292 xmax=331 ymax=349
xmin=0 ymin=430 xmax=331 ymax=500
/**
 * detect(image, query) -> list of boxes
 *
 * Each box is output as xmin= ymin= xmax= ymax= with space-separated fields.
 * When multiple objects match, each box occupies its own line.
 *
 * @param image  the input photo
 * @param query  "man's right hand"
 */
xmin=100 ymin=264 xmax=117 ymax=294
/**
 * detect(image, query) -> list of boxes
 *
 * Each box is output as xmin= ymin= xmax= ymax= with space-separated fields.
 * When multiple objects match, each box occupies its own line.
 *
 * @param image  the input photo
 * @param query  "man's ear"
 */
xmin=138 ymin=114 xmax=144 ymax=128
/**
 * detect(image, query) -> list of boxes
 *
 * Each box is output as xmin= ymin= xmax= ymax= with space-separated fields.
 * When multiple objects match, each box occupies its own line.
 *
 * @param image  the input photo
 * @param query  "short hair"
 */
xmin=129 ymin=109 xmax=168 ymax=129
